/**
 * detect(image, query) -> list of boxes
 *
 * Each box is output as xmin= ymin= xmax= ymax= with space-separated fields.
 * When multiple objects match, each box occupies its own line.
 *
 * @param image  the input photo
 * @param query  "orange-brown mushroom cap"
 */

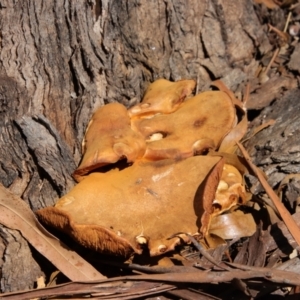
xmin=37 ymin=155 xmax=220 ymax=257
xmin=200 ymin=162 xmax=247 ymax=237
xmin=132 ymin=91 xmax=236 ymax=161
xmin=128 ymin=79 xmax=196 ymax=118
xmin=213 ymin=164 xmax=246 ymax=216
xmin=73 ymin=102 xmax=146 ymax=181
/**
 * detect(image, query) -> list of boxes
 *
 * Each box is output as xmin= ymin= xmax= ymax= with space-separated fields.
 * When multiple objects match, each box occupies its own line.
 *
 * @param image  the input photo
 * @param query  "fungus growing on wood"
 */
xmin=37 ymin=156 xmax=220 ymax=257
xmin=37 ymin=79 xmax=251 ymax=257
xmin=73 ymin=102 xmax=146 ymax=181
xmin=128 ymin=78 xmax=196 ymax=118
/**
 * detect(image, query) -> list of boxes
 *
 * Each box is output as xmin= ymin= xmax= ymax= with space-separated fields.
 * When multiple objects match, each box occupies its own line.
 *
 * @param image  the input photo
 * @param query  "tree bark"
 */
xmin=0 ymin=0 xmax=271 ymax=291
xmin=246 ymin=88 xmax=300 ymax=198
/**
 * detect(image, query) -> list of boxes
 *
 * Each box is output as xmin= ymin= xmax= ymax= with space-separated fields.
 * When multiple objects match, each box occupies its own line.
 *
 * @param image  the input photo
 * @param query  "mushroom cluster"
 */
xmin=37 ymin=79 xmax=249 ymax=257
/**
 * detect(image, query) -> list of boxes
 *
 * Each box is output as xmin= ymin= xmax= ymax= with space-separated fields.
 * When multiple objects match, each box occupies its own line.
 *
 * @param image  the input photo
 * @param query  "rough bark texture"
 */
xmin=0 ymin=0 xmax=276 ymax=292
xmin=246 ymin=89 xmax=300 ymax=196
xmin=0 ymin=226 xmax=43 ymax=292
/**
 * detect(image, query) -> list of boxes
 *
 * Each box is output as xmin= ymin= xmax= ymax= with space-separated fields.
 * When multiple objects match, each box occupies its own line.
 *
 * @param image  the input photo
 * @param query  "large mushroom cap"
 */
xmin=73 ymin=102 xmax=146 ymax=181
xmin=128 ymin=78 xmax=196 ymax=118
xmin=132 ymin=91 xmax=236 ymax=160
xmin=37 ymin=155 xmax=220 ymax=257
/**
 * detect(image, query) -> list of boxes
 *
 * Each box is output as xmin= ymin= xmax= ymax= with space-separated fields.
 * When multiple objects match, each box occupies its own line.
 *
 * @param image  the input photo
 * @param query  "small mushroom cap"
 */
xmin=128 ymin=79 xmax=196 ymax=118
xmin=132 ymin=91 xmax=236 ymax=161
xmin=213 ymin=164 xmax=246 ymax=216
xmin=36 ymin=155 xmax=220 ymax=257
xmin=73 ymin=103 xmax=146 ymax=181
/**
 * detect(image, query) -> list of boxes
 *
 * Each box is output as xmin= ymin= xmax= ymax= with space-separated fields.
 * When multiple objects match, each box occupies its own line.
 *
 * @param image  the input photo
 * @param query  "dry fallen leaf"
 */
xmin=0 ymin=183 xmax=105 ymax=281
xmin=219 ymin=113 xmax=248 ymax=154
xmin=254 ymin=0 xmax=279 ymax=9
xmin=200 ymin=158 xmax=225 ymax=237
xmin=212 ymin=80 xmax=248 ymax=154
xmin=209 ymin=210 xmax=256 ymax=240
xmin=2 ymin=265 xmax=300 ymax=300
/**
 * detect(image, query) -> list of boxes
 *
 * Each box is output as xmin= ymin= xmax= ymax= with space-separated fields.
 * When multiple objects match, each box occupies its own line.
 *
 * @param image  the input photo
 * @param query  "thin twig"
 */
xmin=170 ymin=233 xmax=230 ymax=271
xmin=237 ymin=142 xmax=300 ymax=248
